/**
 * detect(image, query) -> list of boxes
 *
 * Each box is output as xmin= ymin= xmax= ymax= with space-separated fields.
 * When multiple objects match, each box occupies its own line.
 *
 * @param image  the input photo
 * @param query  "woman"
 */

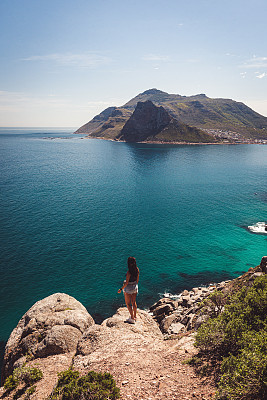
xmin=118 ymin=257 xmax=139 ymax=324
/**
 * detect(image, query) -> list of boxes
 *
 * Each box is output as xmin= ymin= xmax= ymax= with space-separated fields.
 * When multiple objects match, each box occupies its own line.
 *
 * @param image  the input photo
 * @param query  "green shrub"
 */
xmin=200 ymin=290 xmax=229 ymax=319
xmin=4 ymin=365 xmax=43 ymax=394
xmin=3 ymin=374 xmax=19 ymax=391
xmin=17 ymin=366 xmax=43 ymax=386
xmin=50 ymin=368 xmax=120 ymax=400
xmin=216 ymin=330 xmax=267 ymax=399
xmin=195 ymin=275 xmax=267 ymax=400
xmin=25 ymin=385 xmax=37 ymax=398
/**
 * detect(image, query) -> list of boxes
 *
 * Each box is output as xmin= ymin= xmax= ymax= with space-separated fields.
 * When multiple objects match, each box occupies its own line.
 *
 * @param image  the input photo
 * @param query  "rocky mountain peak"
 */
xmin=117 ymin=100 xmax=172 ymax=142
xmin=141 ymin=88 xmax=169 ymax=96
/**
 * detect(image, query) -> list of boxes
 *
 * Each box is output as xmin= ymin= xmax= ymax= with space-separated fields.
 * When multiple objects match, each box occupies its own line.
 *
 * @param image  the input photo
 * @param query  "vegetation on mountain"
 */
xmin=4 ymin=364 xmax=43 ymax=398
xmin=50 ymin=368 xmax=120 ymax=400
xmin=193 ymin=275 xmax=267 ymax=400
xmin=92 ymin=108 xmax=132 ymax=139
xmin=75 ymin=88 xmax=267 ymax=141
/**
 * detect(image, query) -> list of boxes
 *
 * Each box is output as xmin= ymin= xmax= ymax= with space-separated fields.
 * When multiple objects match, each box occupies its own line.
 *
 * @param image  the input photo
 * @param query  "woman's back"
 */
xmin=129 ymin=271 xmax=138 ymax=282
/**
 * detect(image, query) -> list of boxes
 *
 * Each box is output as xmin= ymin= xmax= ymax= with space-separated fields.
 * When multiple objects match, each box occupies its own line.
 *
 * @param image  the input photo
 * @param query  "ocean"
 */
xmin=0 ymin=128 xmax=266 ymax=349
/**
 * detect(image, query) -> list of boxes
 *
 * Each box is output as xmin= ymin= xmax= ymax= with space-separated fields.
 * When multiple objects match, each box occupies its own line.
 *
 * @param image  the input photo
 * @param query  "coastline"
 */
xmin=81 ymin=135 xmax=267 ymax=145
xmin=149 ymin=258 xmax=267 ymax=337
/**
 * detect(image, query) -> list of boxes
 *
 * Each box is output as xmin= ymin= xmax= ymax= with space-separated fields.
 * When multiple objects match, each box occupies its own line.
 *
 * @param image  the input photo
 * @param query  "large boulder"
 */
xmin=260 ymin=256 xmax=267 ymax=273
xmin=2 ymin=293 xmax=94 ymax=381
xmin=73 ymin=307 xmax=163 ymax=371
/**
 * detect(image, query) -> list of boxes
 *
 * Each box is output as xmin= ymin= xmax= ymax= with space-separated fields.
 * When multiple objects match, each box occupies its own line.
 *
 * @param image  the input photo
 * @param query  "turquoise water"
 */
xmin=0 ymin=128 xmax=266 ymax=345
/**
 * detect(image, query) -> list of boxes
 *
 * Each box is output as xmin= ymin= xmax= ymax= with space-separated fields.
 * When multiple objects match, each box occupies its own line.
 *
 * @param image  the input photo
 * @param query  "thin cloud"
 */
xmin=256 ymin=72 xmax=266 ymax=79
xmin=0 ymin=90 xmax=114 ymax=125
xmin=142 ymin=54 xmax=170 ymax=62
xmin=0 ymin=90 xmax=111 ymax=110
xmin=0 ymin=91 xmax=112 ymax=112
xmin=241 ymin=56 xmax=267 ymax=69
xmin=22 ymin=52 xmax=111 ymax=68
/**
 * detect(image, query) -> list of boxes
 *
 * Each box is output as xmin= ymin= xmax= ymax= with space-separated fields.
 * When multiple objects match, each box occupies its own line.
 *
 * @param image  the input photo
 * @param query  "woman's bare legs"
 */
xmin=131 ymin=293 xmax=138 ymax=320
xmin=124 ymin=293 xmax=134 ymax=320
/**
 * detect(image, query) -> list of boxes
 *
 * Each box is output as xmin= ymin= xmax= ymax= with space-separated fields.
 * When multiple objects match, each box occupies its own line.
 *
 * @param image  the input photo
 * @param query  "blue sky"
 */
xmin=0 ymin=0 xmax=267 ymax=127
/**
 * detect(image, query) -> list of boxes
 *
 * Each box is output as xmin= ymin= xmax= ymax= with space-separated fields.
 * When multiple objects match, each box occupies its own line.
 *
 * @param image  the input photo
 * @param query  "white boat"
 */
xmin=247 ymin=222 xmax=267 ymax=234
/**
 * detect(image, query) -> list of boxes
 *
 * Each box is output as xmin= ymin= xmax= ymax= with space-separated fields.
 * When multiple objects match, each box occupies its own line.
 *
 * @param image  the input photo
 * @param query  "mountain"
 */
xmin=74 ymin=89 xmax=267 ymax=141
xmin=116 ymin=101 xmax=216 ymax=143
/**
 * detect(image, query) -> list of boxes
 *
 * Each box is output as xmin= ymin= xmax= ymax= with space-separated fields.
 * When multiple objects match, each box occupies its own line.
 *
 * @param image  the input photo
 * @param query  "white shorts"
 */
xmin=123 ymin=281 xmax=138 ymax=294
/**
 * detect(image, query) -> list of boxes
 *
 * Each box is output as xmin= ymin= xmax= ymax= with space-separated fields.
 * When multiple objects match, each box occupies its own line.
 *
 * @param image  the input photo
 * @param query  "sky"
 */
xmin=0 ymin=0 xmax=267 ymax=127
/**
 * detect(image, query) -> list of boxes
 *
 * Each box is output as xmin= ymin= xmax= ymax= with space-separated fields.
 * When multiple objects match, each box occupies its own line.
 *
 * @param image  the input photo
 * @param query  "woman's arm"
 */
xmin=136 ymin=269 xmax=139 ymax=284
xmin=117 ymin=271 xmax=130 ymax=293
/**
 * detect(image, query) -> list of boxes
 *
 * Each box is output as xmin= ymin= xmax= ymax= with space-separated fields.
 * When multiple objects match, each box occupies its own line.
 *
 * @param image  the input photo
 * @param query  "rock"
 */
xmin=117 ymin=101 xmax=171 ymax=142
xmin=153 ymin=303 xmax=174 ymax=316
xmin=183 ymin=306 xmax=195 ymax=316
xmin=73 ymin=308 xmax=164 ymax=370
xmin=185 ymin=314 xmax=196 ymax=331
xmin=180 ymin=315 xmax=190 ymax=326
xmin=2 ymin=293 xmax=94 ymax=381
xmin=175 ymin=333 xmax=197 ymax=355
xmin=116 ymin=100 xmax=212 ymax=143
xmin=260 ymin=256 xmax=267 ymax=273
xmin=181 ymin=295 xmax=191 ymax=307
xmin=190 ymin=295 xmax=202 ymax=303
xmin=150 ymin=298 xmax=178 ymax=312
xmin=160 ymin=314 xmax=180 ymax=333
xmin=249 ymin=272 xmax=264 ymax=281
xmin=150 ymin=302 xmax=176 ymax=323
xmin=169 ymin=322 xmax=185 ymax=334
xmin=35 ymin=325 xmax=82 ymax=357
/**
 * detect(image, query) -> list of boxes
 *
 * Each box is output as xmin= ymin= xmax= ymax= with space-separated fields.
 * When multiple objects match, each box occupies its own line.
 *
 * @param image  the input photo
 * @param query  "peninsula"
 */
xmin=74 ymin=89 xmax=267 ymax=144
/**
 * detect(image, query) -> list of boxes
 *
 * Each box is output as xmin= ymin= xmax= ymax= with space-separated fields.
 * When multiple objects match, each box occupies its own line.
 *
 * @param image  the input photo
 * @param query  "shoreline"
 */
xmin=149 ymin=257 xmax=267 ymax=336
xmin=79 ymin=135 xmax=267 ymax=145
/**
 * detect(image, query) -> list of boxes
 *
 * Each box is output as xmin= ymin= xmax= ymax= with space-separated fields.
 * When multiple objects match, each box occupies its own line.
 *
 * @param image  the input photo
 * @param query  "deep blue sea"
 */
xmin=0 ymin=128 xmax=266 ymax=349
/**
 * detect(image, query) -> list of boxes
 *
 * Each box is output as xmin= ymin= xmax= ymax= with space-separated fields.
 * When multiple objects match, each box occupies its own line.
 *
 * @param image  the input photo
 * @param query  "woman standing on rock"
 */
xmin=118 ymin=257 xmax=139 ymax=324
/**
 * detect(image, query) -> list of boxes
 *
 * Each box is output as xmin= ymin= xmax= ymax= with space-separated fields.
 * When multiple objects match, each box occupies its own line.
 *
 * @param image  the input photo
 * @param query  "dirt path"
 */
xmin=73 ymin=308 xmax=216 ymax=400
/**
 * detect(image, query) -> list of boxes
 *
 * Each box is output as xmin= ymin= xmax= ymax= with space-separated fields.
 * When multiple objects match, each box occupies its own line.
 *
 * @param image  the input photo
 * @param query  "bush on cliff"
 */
xmin=4 ymin=365 xmax=43 ymax=397
xmin=50 ymin=368 xmax=120 ymax=400
xmin=195 ymin=275 xmax=267 ymax=400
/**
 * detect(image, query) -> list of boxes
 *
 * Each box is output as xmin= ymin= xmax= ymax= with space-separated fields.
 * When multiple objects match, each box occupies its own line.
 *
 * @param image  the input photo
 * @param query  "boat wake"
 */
xmin=247 ymin=222 xmax=267 ymax=234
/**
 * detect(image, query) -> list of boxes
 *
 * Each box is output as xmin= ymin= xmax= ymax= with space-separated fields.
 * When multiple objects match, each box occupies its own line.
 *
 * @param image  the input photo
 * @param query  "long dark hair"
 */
xmin=128 ymin=256 xmax=139 ymax=278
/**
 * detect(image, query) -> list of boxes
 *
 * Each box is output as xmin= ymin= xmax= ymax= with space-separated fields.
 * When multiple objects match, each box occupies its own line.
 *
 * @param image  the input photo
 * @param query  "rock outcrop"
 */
xmin=260 ymin=256 xmax=267 ymax=273
xmin=117 ymin=100 xmax=171 ymax=142
xmin=73 ymin=307 xmax=164 ymax=371
xmin=2 ymin=293 xmax=94 ymax=382
xmin=150 ymin=281 xmax=229 ymax=335
xmin=150 ymin=257 xmax=267 ymax=336
xmin=117 ymin=100 xmax=215 ymax=143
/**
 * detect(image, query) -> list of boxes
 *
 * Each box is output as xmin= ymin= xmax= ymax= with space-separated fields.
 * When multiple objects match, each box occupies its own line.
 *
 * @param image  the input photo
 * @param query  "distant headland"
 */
xmin=74 ymin=88 xmax=267 ymax=144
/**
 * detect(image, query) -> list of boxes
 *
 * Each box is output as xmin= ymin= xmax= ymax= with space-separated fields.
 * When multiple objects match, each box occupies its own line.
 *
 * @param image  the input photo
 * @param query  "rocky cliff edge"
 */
xmin=2 ymin=257 xmax=266 ymax=399
xmin=0 ymin=295 xmax=215 ymax=399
